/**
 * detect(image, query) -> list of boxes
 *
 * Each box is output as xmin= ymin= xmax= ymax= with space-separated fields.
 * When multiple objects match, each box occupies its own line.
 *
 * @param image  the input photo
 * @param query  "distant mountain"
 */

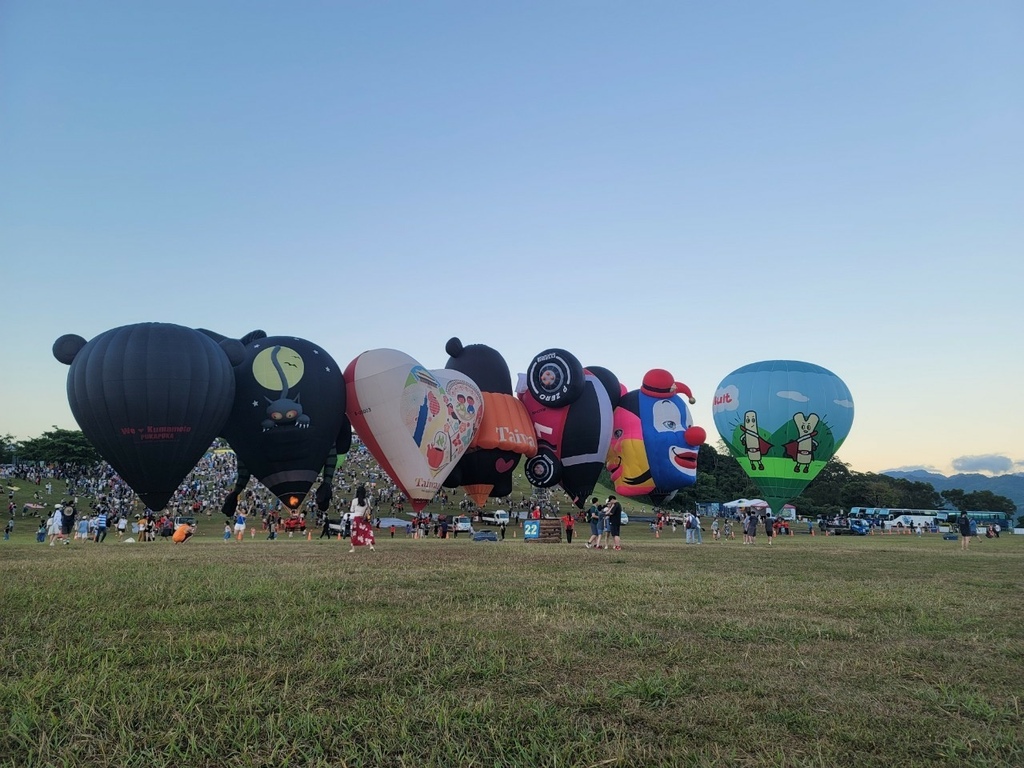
xmin=881 ymin=470 xmax=1024 ymax=512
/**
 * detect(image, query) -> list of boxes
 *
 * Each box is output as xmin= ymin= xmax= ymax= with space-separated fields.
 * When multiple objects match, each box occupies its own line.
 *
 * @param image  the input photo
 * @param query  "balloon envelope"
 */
xmin=220 ymin=335 xmax=347 ymax=510
xmin=712 ymin=360 xmax=854 ymax=511
xmin=56 ymin=323 xmax=236 ymax=511
xmin=346 ymin=349 xmax=482 ymax=512
xmin=606 ymin=369 xmax=706 ymax=504
xmin=443 ymin=337 xmax=536 ymax=505
xmin=517 ymin=350 xmax=620 ymax=508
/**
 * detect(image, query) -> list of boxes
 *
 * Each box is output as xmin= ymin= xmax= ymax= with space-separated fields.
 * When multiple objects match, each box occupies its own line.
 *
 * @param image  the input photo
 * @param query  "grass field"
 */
xmin=1 ymin=510 xmax=1022 ymax=768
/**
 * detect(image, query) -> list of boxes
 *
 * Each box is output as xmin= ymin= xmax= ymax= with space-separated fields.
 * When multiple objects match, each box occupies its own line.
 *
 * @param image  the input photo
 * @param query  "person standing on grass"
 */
xmin=744 ymin=513 xmax=758 ymax=544
xmin=47 ymin=506 xmax=64 ymax=545
xmin=233 ymin=507 xmax=247 ymax=542
xmin=94 ymin=508 xmax=108 ymax=543
xmin=3 ymin=517 xmax=12 ymax=540
xmin=349 ymin=485 xmax=376 ymax=553
xmin=957 ymin=511 xmax=972 ymax=550
xmin=711 ymin=518 xmax=720 ymax=541
xmin=585 ymin=497 xmax=602 ymax=549
xmin=560 ymin=510 xmax=575 ymax=544
xmin=61 ymin=502 xmax=77 ymax=543
xmin=763 ymin=514 xmax=773 ymax=546
xmin=605 ymin=495 xmax=623 ymax=551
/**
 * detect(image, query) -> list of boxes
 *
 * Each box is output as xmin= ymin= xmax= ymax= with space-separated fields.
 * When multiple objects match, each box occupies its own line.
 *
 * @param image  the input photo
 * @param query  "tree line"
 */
xmin=665 ymin=442 xmax=1019 ymax=522
xmin=3 ymin=430 xmax=1019 ymax=524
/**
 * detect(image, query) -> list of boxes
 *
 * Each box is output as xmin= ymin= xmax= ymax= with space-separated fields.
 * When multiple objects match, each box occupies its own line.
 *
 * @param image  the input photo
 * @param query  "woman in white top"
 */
xmin=47 ymin=508 xmax=64 ymax=545
xmin=349 ymin=485 xmax=376 ymax=553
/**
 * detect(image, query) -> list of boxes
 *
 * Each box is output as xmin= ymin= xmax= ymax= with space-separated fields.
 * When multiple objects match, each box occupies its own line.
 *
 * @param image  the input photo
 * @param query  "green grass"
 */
xmin=2 ymin=474 xmax=1021 ymax=766
xmin=2 ymin=511 xmax=1022 ymax=767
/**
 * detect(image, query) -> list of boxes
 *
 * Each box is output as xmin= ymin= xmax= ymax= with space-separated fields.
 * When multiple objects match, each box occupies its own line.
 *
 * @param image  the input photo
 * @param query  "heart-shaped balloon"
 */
xmin=345 ymin=349 xmax=483 ymax=512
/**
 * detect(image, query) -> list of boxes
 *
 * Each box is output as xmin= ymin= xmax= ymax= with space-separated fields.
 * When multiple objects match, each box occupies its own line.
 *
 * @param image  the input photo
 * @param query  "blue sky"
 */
xmin=2 ymin=1 xmax=1021 ymax=477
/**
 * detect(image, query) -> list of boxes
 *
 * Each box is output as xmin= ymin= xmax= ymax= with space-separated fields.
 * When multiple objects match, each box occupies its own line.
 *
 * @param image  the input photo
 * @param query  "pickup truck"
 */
xmin=481 ymin=510 xmax=510 ymax=526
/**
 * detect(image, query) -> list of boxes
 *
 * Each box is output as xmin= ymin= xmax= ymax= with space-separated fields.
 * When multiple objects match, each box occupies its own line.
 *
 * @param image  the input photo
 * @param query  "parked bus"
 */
xmin=935 ymin=510 xmax=1014 ymax=533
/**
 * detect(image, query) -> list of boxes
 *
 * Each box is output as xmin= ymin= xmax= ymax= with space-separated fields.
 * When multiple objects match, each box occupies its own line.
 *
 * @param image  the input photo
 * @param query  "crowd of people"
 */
xmin=3 ymin=450 xmax=999 ymax=551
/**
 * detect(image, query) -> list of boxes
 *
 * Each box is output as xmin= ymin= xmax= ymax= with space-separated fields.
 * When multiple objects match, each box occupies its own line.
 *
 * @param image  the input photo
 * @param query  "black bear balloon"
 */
xmin=442 ymin=337 xmax=536 ymax=506
xmin=53 ymin=323 xmax=241 ymax=511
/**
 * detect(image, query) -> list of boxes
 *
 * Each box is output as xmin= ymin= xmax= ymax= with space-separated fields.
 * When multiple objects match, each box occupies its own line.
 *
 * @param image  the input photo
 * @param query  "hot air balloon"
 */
xmin=443 ymin=338 xmax=537 ymax=506
xmin=712 ymin=360 xmax=854 ymax=513
xmin=516 ymin=349 xmax=621 ymax=508
xmin=52 ymin=323 xmax=240 ymax=511
xmin=606 ymin=369 xmax=707 ymax=504
xmin=345 ymin=348 xmax=483 ymax=512
xmin=210 ymin=332 xmax=350 ymax=513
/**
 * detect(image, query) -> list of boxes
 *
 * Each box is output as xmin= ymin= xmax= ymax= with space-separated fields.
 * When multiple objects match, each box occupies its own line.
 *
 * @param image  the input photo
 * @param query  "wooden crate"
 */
xmin=525 ymin=518 xmax=562 ymax=544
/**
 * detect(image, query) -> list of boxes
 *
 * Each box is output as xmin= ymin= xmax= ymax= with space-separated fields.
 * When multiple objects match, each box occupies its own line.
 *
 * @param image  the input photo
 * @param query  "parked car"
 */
xmin=281 ymin=515 xmax=306 ymax=533
xmin=472 ymin=530 xmax=499 ymax=542
xmin=822 ymin=518 xmax=869 ymax=536
xmin=453 ymin=515 xmax=473 ymax=534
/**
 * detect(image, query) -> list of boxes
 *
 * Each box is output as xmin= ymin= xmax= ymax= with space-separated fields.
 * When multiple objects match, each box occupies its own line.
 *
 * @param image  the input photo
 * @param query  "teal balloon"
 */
xmin=712 ymin=360 xmax=854 ymax=511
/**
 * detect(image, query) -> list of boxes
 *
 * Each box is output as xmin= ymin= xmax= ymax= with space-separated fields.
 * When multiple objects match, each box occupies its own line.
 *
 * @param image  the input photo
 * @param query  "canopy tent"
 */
xmin=723 ymin=498 xmax=769 ymax=509
xmin=722 ymin=499 xmax=796 ymax=514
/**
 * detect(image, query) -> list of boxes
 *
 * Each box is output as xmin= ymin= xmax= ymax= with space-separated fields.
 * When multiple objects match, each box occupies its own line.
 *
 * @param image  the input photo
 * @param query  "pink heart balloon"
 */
xmin=345 ymin=349 xmax=483 ymax=512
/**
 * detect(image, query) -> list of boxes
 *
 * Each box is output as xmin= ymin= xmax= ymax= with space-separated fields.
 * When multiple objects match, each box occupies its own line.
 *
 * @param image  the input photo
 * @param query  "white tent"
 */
xmin=722 ymin=499 xmax=797 ymax=517
xmin=723 ymin=498 xmax=769 ymax=509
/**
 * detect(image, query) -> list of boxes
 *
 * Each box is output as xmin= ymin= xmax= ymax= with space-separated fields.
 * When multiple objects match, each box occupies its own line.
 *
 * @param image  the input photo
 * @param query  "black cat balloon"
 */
xmin=204 ymin=332 xmax=350 ymax=514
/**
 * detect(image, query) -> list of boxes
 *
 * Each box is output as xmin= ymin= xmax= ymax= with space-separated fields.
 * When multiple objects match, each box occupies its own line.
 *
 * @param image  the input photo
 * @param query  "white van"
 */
xmin=481 ymin=510 xmax=510 ymax=526
xmin=453 ymin=515 xmax=473 ymax=533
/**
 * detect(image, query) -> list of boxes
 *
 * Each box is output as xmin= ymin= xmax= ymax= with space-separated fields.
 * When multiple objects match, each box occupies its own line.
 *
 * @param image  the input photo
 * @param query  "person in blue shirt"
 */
xmin=94 ymin=510 xmax=109 ymax=543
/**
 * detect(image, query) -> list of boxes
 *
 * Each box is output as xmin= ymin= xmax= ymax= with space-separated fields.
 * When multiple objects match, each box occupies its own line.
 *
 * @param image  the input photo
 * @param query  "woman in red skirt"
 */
xmin=349 ymin=484 xmax=376 ymax=553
